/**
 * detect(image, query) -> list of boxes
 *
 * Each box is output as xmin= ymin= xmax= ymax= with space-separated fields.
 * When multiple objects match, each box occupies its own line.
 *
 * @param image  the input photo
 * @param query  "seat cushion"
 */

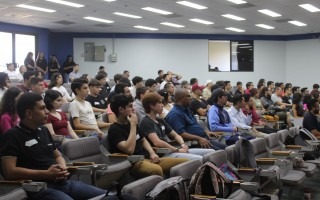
xmin=228 ymin=189 xmax=252 ymax=200
xmin=280 ymin=169 xmax=305 ymax=186
xmin=294 ymin=163 xmax=317 ymax=177
xmin=305 ymin=159 xmax=320 ymax=167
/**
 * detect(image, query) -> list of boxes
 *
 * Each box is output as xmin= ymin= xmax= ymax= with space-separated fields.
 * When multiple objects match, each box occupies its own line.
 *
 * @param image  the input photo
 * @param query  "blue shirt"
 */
xmin=165 ymin=104 xmax=207 ymax=138
xmin=208 ymin=103 xmax=234 ymax=132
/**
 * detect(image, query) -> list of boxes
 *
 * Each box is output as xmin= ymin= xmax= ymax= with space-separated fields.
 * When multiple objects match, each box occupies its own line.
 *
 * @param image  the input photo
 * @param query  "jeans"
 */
xmin=164 ymin=148 xmax=214 ymax=160
xmin=208 ymin=138 xmax=228 ymax=150
xmin=27 ymin=180 xmax=106 ymax=200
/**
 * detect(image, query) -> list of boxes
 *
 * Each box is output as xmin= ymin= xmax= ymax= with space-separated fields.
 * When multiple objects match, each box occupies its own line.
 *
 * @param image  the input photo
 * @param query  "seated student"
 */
xmin=272 ymin=87 xmax=291 ymax=107
xmin=4 ymin=63 xmax=20 ymax=80
xmin=190 ymin=84 xmax=209 ymax=116
xmin=207 ymin=88 xmax=237 ymax=132
xmin=69 ymin=64 xmax=81 ymax=82
xmin=108 ymin=94 xmax=188 ymax=179
xmin=16 ymin=71 xmax=35 ymax=93
xmin=86 ymin=79 xmax=107 ymax=119
xmin=0 ymin=93 xmax=106 ymax=200
xmin=95 ymin=71 xmax=111 ymax=100
xmin=166 ymin=88 xmax=227 ymax=150
xmin=303 ymin=99 xmax=320 ymax=137
xmin=34 ymin=71 xmax=48 ymax=88
xmin=49 ymin=73 xmax=73 ymax=103
xmin=131 ymin=76 xmax=144 ymax=98
xmin=282 ymin=86 xmax=292 ymax=105
xmin=0 ymin=88 xmax=22 ymax=134
xmin=144 ymin=78 xmax=157 ymax=93
xmin=69 ymin=78 xmax=111 ymax=138
xmin=292 ymin=93 xmax=305 ymax=118
xmin=30 ymin=77 xmax=45 ymax=96
xmin=140 ymin=92 xmax=214 ymax=161
xmin=44 ymin=90 xmax=79 ymax=139
xmin=228 ymin=94 xmax=267 ymax=137
xmin=202 ymin=80 xmax=213 ymax=100
xmin=158 ymin=89 xmax=174 ymax=119
xmin=233 ymin=81 xmax=243 ymax=95
xmin=244 ymin=82 xmax=254 ymax=95
xmin=0 ymin=72 xmax=10 ymax=102
xmin=133 ymin=86 xmax=150 ymax=122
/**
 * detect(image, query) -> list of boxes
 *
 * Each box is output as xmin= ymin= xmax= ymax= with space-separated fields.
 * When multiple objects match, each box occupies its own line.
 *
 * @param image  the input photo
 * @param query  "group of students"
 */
xmin=1 ymin=64 xmax=320 ymax=199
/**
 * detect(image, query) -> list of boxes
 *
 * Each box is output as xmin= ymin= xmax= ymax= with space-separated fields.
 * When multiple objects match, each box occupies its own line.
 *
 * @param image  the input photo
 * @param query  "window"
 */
xmin=208 ymin=40 xmax=254 ymax=72
xmin=0 ymin=32 xmax=36 ymax=72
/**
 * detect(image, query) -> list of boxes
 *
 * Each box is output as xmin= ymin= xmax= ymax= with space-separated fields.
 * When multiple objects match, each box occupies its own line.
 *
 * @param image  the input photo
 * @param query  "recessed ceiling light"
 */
xmin=227 ymin=0 xmax=247 ymax=4
xmin=288 ymin=20 xmax=307 ymax=26
xmin=134 ymin=25 xmax=158 ymax=31
xmin=258 ymin=9 xmax=281 ymax=17
xmin=299 ymin=4 xmax=320 ymax=12
xmin=189 ymin=18 xmax=214 ymax=25
xmin=45 ymin=0 xmax=84 ymax=8
xmin=16 ymin=4 xmax=56 ymax=13
xmin=160 ymin=22 xmax=185 ymax=28
xmin=225 ymin=27 xmax=245 ymax=32
xmin=104 ymin=0 xmax=116 ymax=2
xmin=84 ymin=16 xmax=114 ymax=23
xmin=176 ymin=1 xmax=207 ymax=9
xmin=113 ymin=12 xmax=142 ymax=19
xmin=142 ymin=7 xmax=172 ymax=15
xmin=255 ymin=24 xmax=275 ymax=29
xmin=222 ymin=14 xmax=246 ymax=21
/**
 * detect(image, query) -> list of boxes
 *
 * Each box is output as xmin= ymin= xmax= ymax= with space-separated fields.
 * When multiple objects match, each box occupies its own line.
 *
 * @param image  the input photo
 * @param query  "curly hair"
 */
xmin=0 ymin=87 xmax=22 ymax=121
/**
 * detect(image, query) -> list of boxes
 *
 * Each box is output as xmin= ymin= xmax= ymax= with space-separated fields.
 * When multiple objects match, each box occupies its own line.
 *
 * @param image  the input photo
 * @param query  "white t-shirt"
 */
xmin=52 ymin=86 xmax=73 ymax=101
xmin=69 ymin=99 xmax=97 ymax=126
xmin=271 ymin=94 xmax=282 ymax=105
xmin=160 ymin=81 xmax=168 ymax=90
xmin=4 ymin=70 xmax=20 ymax=80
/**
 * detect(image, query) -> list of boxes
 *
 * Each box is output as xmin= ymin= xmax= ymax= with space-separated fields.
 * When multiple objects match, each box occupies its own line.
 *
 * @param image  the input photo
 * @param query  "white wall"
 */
xmin=286 ymin=39 xmax=320 ymax=88
xmin=74 ymin=38 xmax=286 ymax=86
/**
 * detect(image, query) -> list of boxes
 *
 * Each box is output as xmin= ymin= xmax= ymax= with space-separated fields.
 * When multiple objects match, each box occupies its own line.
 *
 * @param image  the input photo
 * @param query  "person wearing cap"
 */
xmin=203 ymin=80 xmax=213 ymax=100
xmin=190 ymin=84 xmax=209 ymax=116
xmin=208 ymin=88 xmax=237 ymax=132
xmin=166 ymin=88 xmax=227 ymax=150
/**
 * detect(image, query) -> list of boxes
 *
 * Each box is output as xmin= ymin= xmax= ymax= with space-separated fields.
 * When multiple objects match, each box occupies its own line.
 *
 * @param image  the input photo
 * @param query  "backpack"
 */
xmin=234 ymin=137 xmax=257 ymax=168
xmin=145 ymin=176 xmax=187 ymax=200
xmin=296 ymin=128 xmax=320 ymax=159
xmin=219 ymin=163 xmax=241 ymax=181
xmin=189 ymin=162 xmax=236 ymax=198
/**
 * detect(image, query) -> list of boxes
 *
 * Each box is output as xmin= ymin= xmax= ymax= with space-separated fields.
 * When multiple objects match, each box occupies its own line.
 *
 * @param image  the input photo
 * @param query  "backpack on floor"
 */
xmin=234 ymin=137 xmax=257 ymax=168
xmin=145 ymin=176 xmax=187 ymax=200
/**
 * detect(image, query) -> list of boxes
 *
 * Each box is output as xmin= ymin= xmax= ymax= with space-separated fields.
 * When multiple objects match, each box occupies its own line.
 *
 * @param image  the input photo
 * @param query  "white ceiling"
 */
xmin=0 ymin=0 xmax=320 ymax=35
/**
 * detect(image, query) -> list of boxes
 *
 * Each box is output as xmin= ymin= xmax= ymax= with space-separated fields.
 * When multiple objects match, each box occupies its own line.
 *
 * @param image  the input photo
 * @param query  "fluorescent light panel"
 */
xmin=113 ymin=12 xmax=142 ymax=19
xmin=288 ymin=20 xmax=307 ymax=26
xmin=189 ymin=18 xmax=213 ymax=25
xmin=160 ymin=22 xmax=185 ymax=28
xmin=84 ymin=16 xmax=114 ymax=23
xmin=45 ymin=0 xmax=84 ymax=8
xmin=258 ymin=9 xmax=281 ymax=17
xmin=299 ymin=4 xmax=320 ymax=12
xmin=104 ymin=0 xmax=116 ymax=2
xmin=255 ymin=24 xmax=274 ymax=29
xmin=176 ymin=1 xmax=207 ymax=9
xmin=16 ymin=4 xmax=56 ymax=13
xmin=134 ymin=25 xmax=158 ymax=31
xmin=222 ymin=14 xmax=246 ymax=21
xmin=142 ymin=7 xmax=172 ymax=15
xmin=225 ymin=27 xmax=245 ymax=32
xmin=227 ymin=0 xmax=247 ymax=4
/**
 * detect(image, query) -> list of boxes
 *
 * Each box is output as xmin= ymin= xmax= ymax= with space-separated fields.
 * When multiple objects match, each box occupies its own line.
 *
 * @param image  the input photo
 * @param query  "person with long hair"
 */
xmin=62 ymin=55 xmax=75 ymax=83
xmin=158 ymin=89 xmax=173 ymax=119
xmin=24 ymin=52 xmax=36 ymax=72
xmin=0 ymin=72 xmax=10 ymax=102
xmin=292 ymin=93 xmax=305 ymax=117
xmin=48 ymin=72 xmax=73 ymax=102
xmin=48 ymin=54 xmax=60 ymax=79
xmin=44 ymin=90 xmax=79 ymax=139
xmin=36 ymin=51 xmax=48 ymax=77
xmin=0 ymin=87 xmax=22 ymax=134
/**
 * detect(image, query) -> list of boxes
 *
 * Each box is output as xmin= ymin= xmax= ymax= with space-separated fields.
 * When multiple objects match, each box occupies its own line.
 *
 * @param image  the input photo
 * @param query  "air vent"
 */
xmin=274 ymin=18 xmax=292 ymax=23
xmin=54 ymin=20 xmax=75 ymax=25
xmin=94 ymin=23 xmax=112 ymax=27
xmin=162 ymin=13 xmax=182 ymax=18
xmin=230 ymin=3 xmax=255 ymax=9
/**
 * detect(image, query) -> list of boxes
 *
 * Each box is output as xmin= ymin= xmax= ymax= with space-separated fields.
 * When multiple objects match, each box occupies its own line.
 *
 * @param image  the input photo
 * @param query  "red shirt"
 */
xmin=47 ymin=112 xmax=68 ymax=136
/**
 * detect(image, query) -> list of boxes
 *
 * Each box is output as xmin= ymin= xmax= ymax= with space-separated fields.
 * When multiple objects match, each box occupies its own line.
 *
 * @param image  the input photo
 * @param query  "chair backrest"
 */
xmin=122 ymin=175 xmax=163 ymax=200
xmin=202 ymin=150 xmax=227 ymax=167
xmin=265 ymin=133 xmax=281 ymax=151
xmin=170 ymin=160 xmax=202 ymax=179
xmin=225 ymin=145 xmax=236 ymax=164
xmin=61 ymin=102 xmax=70 ymax=113
xmin=101 ymin=131 xmax=111 ymax=152
xmin=249 ymin=138 xmax=269 ymax=159
xmin=293 ymin=117 xmax=303 ymax=127
xmin=61 ymin=137 xmax=102 ymax=163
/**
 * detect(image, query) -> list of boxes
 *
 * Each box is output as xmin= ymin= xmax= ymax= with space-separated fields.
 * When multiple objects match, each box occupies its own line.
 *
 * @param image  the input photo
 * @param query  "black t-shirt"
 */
xmin=155 ymin=76 xmax=163 ymax=84
xmin=86 ymin=95 xmax=107 ymax=109
xmin=48 ymin=60 xmax=59 ymax=73
xmin=63 ymin=61 xmax=75 ymax=74
xmin=24 ymin=58 xmax=35 ymax=72
xmin=108 ymin=123 xmax=148 ymax=156
xmin=36 ymin=58 xmax=48 ymax=71
xmin=139 ymin=116 xmax=172 ymax=146
xmin=303 ymin=112 xmax=320 ymax=132
xmin=282 ymin=96 xmax=292 ymax=105
xmin=0 ymin=123 xmax=57 ymax=175
xmin=190 ymin=98 xmax=208 ymax=115
xmin=100 ymin=85 xmax=110 ymax=100
xmin=234 ymin=89 xmax=242 ymax=96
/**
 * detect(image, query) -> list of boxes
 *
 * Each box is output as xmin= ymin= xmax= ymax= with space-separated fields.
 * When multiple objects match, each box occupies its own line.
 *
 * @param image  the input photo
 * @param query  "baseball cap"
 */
xmin=192 ymin=84 xmax=205 ymax=92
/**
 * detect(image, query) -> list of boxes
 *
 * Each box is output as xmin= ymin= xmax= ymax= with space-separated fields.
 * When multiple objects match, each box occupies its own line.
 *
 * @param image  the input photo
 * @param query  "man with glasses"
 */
xmin=166 ymin=88 xmax=227 ymax=150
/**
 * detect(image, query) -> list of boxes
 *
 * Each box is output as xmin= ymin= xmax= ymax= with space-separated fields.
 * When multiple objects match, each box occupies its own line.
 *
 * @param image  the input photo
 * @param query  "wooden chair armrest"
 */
xmin=256 ymin=160 xmax=275 ymax=165
xmin=0 ymin=180 xmax=32 ymax=184
xmin=257 ymin=157 xmax=278 ymax=161
xmin=72 ymin=162 xmax=95 ymax=166
xmin=285 ymin=145 xmax=302 ymax=150
xmin=190 ymin=194 xmax=216 ymax=199
xmin=109 ymin=153 xmax=129 ymax=158
xmin=74 ymin=130 xmax=86 ymax=135
xmin=238 ymin=168 xmax=256 ymax=173
xmin=272 ymin=151 xmax=291 ymax=156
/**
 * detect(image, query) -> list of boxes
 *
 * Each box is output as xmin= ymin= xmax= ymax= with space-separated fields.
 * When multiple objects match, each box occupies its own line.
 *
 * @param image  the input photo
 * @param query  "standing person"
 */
xmin=0 ymin=87 xmax=22 ymax=134
xmin=62 ymin=55 xmax=75 ymax=83
xmin=48 ymin=54 xmax=60 ymax=79
xmin=36 ymin=52 xmax=48 ymax=78
xmin=48 ymin=73 xmax=73 ymax=103
xmin=24 ymin=52 xmax=36 ymax=72
xmin=0 ymin=92 xmax=106 ymax=199
xmin=155 ymin=70 xmax=164 ymax=84
xmin=4 ymin=63 xmax=19 ymax=80
xmin=69 ymin=64 xmax=82 ymax=82
xmin=44 ymin=90 xmax=79 ymax=139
